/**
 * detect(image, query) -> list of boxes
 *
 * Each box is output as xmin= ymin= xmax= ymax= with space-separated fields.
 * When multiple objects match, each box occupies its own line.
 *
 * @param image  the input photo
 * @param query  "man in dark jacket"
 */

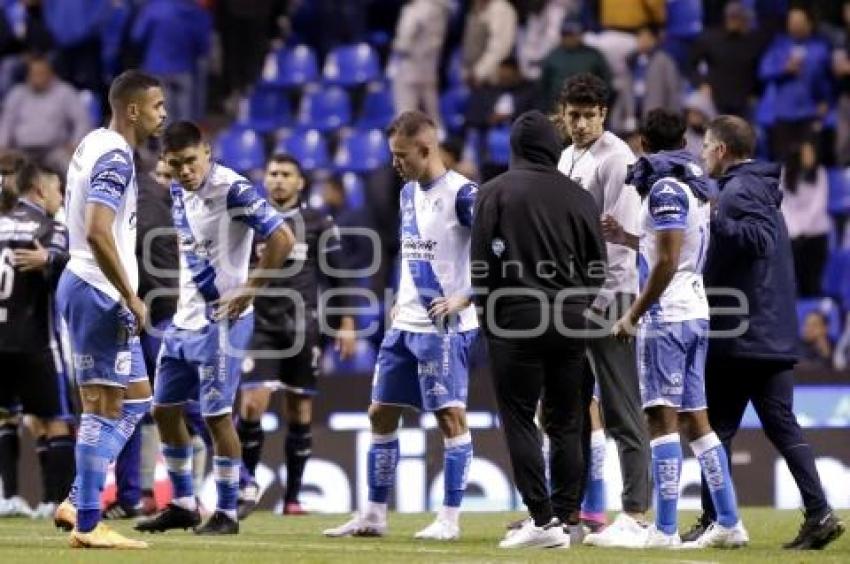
xmin=686 ymin=115 xmax=845 ymax=549
xmin=472 ymin=110 xmax=606 ymax=549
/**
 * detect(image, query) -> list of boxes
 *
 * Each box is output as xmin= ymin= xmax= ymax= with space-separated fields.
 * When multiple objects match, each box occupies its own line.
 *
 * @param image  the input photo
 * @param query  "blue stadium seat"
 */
xmin=261 ymin=44 xmax=320 ymax=88
xmin=334 ymin=129 xmax=390 ymax=173
xmin=323 ymin=43 xmax=381 ymax=87
xmin=341 ymin=172 xmax=366 ymax=210
xmin=822 ymin=250 xmax=850 ymax=308
xmin=446 ymin=49 xmax=464 ymax=89
xmin=238 ymin=86 xmax=292 ymax=133
xmin=357 ymin=82 xmax=395 ymax=130
xmin=827 ymin=167 xmax=850 ymax=215
xmin=796 ymin=297 xmax=842 ymax=342
xmin=79 ymin=89 xmax=102 ymax=127
xmin=297 ymin=86 xmax=352 ymax=132
xmin=275 ymin=129 xmax=330 ymax=172
xmin=485 ymin=125 xmax=512 ymax=166
xmin=213 ymin=126 xmax=265 ymax=175
xmin=440 ymin=86 xmax=469 ymax=133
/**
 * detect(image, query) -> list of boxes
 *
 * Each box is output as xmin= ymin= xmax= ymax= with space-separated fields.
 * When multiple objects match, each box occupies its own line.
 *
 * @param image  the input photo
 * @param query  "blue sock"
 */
xmin=367 ymin=432 xmax=399 ymax=504
xmin=443 ymin=432 xmax=472 ymax=508
xmin=115 ymin=425 xmax=142 ymax=508
xmin=581 ymin=430 xmax=607 ymax=515
xmin=651 ymin=433 xmax=682 ymax=535
xmin=692 ymin=433 xmax=739 ymax=527
xmin=75 ymin=414 xmax=117 ymax=532
xmin=163 ymin=444 xmax=194 ymax=506
xmin=108 ymin=399 xmax=151 ymax=460
xmin=213 ymin=456 xmax=240 ymax=520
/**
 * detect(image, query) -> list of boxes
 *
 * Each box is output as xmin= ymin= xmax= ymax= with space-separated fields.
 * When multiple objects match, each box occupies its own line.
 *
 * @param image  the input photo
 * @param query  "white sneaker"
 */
xmin=583 ymin=513 xmax=649 ymax=548
xmin=498 ymin=518 xmax=570 ymax=549
xmin=414 ymin=518 xmax=459 ymax=540
xmin=0 ymin=496 xmax=34 ymax=517
xmin=681 ymin=520 xmax=749 ymax=549
xmin=323 ymin=513 xmax=387 ymax=537
xmin=644 ymin=524 xmax=682 ymax=548
xmin=30 ymin=502 xmax=58 ymax=519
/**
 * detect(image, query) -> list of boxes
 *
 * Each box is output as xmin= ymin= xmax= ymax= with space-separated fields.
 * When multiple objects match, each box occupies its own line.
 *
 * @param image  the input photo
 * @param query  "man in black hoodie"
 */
xmin=471 ymin=110 xmax=606 ymax=549
xmin=685 ymin=115 xmax=845 ymax=549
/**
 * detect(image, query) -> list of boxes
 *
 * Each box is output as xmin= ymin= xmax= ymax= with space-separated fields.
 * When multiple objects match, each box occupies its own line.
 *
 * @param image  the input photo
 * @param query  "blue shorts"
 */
xmin=372 ymin=329 xmax=477 ymax=412
xmin=637 ymin=319 xmax=708 ymax=412
xmin=57 ymin=271 xmax=145 ymax=387
xmin=154 ymin=314 xmax=254 ymax=417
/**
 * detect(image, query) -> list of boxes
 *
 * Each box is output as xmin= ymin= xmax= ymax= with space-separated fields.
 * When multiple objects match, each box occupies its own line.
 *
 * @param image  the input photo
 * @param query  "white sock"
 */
xmin=172 ymin=496 xmax=197 ymax=511
xmin=365 ymin=501 xmax=387 ymax=522
xmin=438 ymin=505 xmax=460 ymax=525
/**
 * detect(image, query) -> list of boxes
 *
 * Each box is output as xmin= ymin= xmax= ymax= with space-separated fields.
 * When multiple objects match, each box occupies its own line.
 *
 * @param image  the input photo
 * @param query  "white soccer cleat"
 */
xmin=583 ymin=513 xmax=649 ymax=548
xmin=0 ymin=496 xmax=34 ymax=517
xmin=644 ymin=524 xmax=682 ymax=548
xmin=323 ymin=513 xmax=387 ymax=537
xmin=414 ymin=518 xmax=460 ymax=541
xmin=681 ymin=520 xmax=749 ymax=549
xmin=498 ymin=518 xmax=570 ymax=549
xmin=30 ymin=502 xmax=58 ymax=520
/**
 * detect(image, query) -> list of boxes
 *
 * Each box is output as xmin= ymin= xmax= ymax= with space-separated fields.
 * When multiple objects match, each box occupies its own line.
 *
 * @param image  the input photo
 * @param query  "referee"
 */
xmin=472 ymin=111 xmax=606 ymax=549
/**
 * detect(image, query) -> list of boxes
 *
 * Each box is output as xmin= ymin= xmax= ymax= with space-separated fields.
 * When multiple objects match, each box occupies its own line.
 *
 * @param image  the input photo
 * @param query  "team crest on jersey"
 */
xmin=491 ymin=238 xmax=506 ymax=257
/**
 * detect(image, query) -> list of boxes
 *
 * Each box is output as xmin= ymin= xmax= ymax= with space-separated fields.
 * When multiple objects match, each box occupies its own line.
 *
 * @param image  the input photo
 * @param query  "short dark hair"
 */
xmin=640 ymin=109 xmax=686 ymax=153
xmin=15 ymin=160 xmax=49 ymax=195
xmin=268 ymin=153 xmax=305 ymax=179
xmin=386 ymin=110 xmax=436 ymax=139
xmin=558 ymin=73 xmax=610 ymax=109
xmin=707 ymin=115 xmax=756 ymax=159
xmin=162 ymin=121 xmax=203 ymax=153
xmin=108 ymin=70 xmax=161 ymax=112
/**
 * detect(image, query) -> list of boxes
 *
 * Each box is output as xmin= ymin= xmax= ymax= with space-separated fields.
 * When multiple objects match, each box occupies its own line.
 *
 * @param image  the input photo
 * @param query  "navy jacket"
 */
xmin=703 ymin=161 xmax=799 ymax=362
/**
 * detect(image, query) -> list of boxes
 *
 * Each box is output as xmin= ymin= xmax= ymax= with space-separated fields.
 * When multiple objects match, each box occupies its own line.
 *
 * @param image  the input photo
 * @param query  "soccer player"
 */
xmin=557 ymin=73 xmax=651 ymax=543
xmin=54 ymin=70 xmax=166 ymax=549
xmin=134 ymin=121 xmax=294 ymax=535
xmin=0 ymin=163 xmax=75 ymax=518
xmin=323 ymin=111 xmax=478 ymax=541
xmin=607 ymin=109 xmax=748 ymax=548
xmin=237 ymin=155 xmax=356 ymax=518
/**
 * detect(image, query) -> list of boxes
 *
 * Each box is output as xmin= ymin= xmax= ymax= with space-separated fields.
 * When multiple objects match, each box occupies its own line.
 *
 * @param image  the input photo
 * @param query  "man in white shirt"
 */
xmin=556 ymin=73 xmax=650 ymax=543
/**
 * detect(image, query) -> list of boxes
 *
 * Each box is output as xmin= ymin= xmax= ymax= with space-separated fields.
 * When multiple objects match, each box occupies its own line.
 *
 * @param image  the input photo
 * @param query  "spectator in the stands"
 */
xmin=598 ymin=0 xmax=664 ymax=32
xmin=132 ymin=0 xmax=212 ymax=122
xmin=461 ymin=0 xmax=517 ymax=87
xmin=623 ymin=25 xmax=682 ymax=124
xmin=780 ymin=139 xmax=831 ymax=298
xmin=688 ymin=1 xmax=768 ymax=117
xmin=321 ymin=175 xmax=375 ymax=274
xmin=800 ymin=311 xmax=834 ymax=369
xmin=0 ymin=54 xmax=90 ymax=175
xmin=440 ymin=137 xmax=479 ymax=181
xmin=830 ymin=1 xmax=850 ymax=165
xmin=515 ymin=0 xmax=568 ymax=81
xmin=540 ymin=16 xmax=611 ymax=111
xmin=390 ymin=0 xmax=450 ymax=131
xmin=683 ymin=90 xmax=717 ymax=162
xmin=834 ymin=313 xmax=850 ymax=371
xmin=466 ymin=57 xmax=539 ymax=130
xmin=758 ymin=6 xmax=833 ymax=162
xmin=663 ymin=0 xmax=702 ymax=71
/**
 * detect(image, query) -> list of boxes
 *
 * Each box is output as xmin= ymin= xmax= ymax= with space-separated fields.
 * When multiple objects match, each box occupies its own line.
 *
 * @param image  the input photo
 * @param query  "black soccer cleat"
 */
xmin=134 ymin=503 xmax=201 ymax=533
xmin=783 ymin=510 xmax=845 ymax=550
xmin=681 ymin=513 xmax=712 ymax=543
xmin=102 ymin=500 xmax=140 ymax=520
xmin=194 ymin=511 xmax=239 ymax=535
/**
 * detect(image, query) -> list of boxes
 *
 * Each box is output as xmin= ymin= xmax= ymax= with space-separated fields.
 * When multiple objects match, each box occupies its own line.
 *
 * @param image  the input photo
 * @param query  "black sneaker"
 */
xmin=783 ymin=510 xmax=845 ymax=550
xmin=681 ymin=513 xmax=713 ymax=543
xmin=102 ymin=500 xmax=140 ymax=520
xmin=236 ymin=482 xmax=259 ymax=521
xmin=134 ymin=503 xmax=201 ymax=533
xmin=195 ymin=511 xmax=239 ymax=535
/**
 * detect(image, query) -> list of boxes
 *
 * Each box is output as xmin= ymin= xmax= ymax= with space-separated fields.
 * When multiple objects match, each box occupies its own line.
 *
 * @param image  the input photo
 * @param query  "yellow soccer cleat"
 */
xmin=53 ymin=499 xmax=76 ymax=532
xmin=69 ymin=523 xmax=149 ymax=549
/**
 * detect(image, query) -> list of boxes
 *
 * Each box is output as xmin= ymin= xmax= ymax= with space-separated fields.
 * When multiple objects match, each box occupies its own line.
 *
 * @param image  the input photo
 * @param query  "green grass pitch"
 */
xmin=0 ymin=509 xmax=847 ymax=563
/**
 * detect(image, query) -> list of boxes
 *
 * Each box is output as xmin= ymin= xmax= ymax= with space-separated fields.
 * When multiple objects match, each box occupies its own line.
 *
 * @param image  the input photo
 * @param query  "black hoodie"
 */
xmin=471 ymin=111 xmax=607 ymax=328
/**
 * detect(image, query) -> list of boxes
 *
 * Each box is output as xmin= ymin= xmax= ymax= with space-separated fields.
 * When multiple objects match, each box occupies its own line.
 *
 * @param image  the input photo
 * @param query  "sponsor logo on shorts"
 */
xmin=74 ymin=354 xmax=94 ymax=370
xmin=114 ymin=351 xmax=131 ymax=376
xmin=418 ymin=361 xmax=440 ymax=378
xmin=426 ymin=383 xmax=449 ymax=396
xmin=200 ymin=365 xmax=215 ymax=381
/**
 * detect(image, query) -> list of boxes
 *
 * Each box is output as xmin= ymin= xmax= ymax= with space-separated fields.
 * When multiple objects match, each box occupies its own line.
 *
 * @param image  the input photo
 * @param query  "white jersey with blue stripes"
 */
xmin=65 ymin=128 xmax=138 ymax=301
xmin=171 ymin=163 xmax=284 ymax=331
xmin=394 ymin=169 xmax=478 ymax=334
xmin=638 ymin=176 xmax=711 ymax=323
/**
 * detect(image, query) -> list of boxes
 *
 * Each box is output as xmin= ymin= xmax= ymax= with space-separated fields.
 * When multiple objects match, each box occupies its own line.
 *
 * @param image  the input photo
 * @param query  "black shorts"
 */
xmin=240 ymin=319 xmax=321 ymax=396
xmin=0 ymin=350 xmax=74 ymax=420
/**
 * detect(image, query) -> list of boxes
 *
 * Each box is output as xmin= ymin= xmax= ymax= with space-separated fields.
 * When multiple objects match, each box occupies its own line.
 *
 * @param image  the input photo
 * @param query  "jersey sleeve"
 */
xmin=226 ymin=180 xmax=284 ymax=239
xmin=87 ymin=149 xmax=133 ymax=211
xmin=319 ymin=214 xmax=342 ymax=254
xmin=455 ymin=182 xmax=478 ymax=228
xmin=648 ymin=179 xmax=689 ymax=230
xmin=43 ymin=220 xmax=69 ymax=284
